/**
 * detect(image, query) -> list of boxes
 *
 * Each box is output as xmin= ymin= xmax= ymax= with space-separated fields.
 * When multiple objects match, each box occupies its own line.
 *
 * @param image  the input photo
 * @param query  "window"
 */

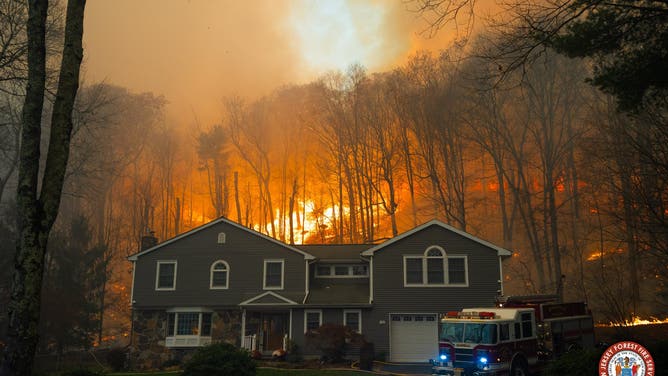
xmin=166 ymin=310 xmax=213 ymax=347
xmin=405 ymin=258 xmax=423 ymax=284
xmin=156 ymin=261 xmax=177 ymax=290
xmin=403 ymin=246 xmax=468 ymax=287
xmin=500 ymin=323 xmax=510 ymax=341
xmin=343 ymin=310 xmax=362 ymax=333
xmin=448 ymin=257 xmax=467 ymax=284
xmin=315 ymin=264 xmax=369 ymax=278
xmin=264 ymin=260 xmax=284 ymax=290
xmin=217 ymin=232 xmax=226 ymax=244
xmin=334 ymin=265 xmax=349 ymax=276
xmin=521 ymin=312 xmax=534 ymax=338
xmin=316 ymin=265 xmax=331 ymax=276
xmin=305 ymin=310 xmax=322 ymax=332
xmin=351 ymin=265 xmax=368 ymax=276
xmin=210 ymin=260 xmax=229 ymax=289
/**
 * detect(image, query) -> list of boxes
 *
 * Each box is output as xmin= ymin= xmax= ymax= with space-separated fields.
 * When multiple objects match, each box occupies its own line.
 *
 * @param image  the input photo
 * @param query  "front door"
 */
xmin=261 ymin=313 xmax=287 ymax=351
xmin=244 ymin=311 xmax=288 ymax=352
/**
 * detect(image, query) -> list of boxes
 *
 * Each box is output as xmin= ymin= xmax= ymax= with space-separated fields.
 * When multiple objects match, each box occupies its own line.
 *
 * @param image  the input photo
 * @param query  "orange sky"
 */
xmin=82 ymin=0 xmax=456 ymax=126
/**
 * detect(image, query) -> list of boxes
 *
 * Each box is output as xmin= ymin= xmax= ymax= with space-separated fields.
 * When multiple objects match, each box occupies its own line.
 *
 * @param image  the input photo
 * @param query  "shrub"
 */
xmin=359 ymin=341 xmax=374 ymax=371
xmin=105 ymin=347 xmax=126 ymax=372
xmin=648 ymin=341 xmax=668 ymax=373
xmin=161 ymin=357 xmax=181 ymax=369
xmin=285 ymin=339 xmax=303 ymax=363
xmin=59 ymin=369 xmax=105 ymax=376
xmin=305 ymin=323 xmax=363 ymax=363
xmin=182 ymin=342 xmax=256 ymax=376
xmin=543 ymin=348 xmax=603 ymax=376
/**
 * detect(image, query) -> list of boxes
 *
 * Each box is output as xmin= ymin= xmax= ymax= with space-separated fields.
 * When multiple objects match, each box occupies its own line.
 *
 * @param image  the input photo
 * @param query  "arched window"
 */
xmin=424 ymin=246 xmax=445 ymax=284
xmin=404 ymin=245 xmax=467 ymax=286
xmin=217 ymin=232 xmax=226 ymax=244
xmin=210 ymin=260 xmax=229 ymax=289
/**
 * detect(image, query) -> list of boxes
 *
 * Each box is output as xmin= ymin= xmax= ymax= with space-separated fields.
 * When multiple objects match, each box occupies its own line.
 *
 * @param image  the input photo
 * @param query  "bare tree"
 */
xmin=1 ymin=1 xmax=85 ymax=375
xmin=197 ymin=125 xmax=230 ymax=218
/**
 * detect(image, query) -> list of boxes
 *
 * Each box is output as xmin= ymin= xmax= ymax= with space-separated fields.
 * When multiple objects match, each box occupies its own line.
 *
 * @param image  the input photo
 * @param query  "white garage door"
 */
xmin=389 ymin=313 xmax=438 ymax=362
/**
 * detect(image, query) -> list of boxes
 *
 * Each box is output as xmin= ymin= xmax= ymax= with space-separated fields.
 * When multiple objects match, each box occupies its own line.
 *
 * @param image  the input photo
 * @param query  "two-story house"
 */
xmin=128 ymin=217 xmax=511 ymax=367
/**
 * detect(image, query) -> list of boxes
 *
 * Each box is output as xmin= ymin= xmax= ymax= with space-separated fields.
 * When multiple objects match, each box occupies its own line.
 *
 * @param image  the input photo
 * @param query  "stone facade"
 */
xmin=130 ymin=309 xmax=242 ymax=370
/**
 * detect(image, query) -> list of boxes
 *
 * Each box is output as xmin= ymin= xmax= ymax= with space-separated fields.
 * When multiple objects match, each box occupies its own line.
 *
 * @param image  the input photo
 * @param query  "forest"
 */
xmin=1 ymin=0 xmax=668 ymax=357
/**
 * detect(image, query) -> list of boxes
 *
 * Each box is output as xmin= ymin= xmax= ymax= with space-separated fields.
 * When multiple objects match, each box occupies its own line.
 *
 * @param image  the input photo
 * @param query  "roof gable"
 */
xmin=127 ymin=216 xmax=315 ymax=261
xmin=239 ymin=291 xmax=299 ymax=306
xmin=361 ymin=219 xmax=512 ymax=257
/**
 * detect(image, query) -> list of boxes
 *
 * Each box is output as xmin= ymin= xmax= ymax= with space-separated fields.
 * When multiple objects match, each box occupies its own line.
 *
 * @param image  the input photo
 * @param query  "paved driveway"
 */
xmin=374 ymin=362 xmax=432 ymax=375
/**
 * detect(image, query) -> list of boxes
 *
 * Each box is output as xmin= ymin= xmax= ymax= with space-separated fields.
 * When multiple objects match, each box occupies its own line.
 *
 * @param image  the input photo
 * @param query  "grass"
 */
xmin=258 ymin=368 xmax=370 ymax=375
xmin=109 ymin=368 xmax=370 ymax=376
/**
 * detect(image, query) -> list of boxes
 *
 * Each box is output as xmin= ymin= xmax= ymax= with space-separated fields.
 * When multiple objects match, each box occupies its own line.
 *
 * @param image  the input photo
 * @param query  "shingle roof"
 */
xmin=127 ymin=216 xmax=316 ymax=261
xmin=296 ymin=244 xmax=372 ymax=261
xmin=305 ymin=279 xmax=370 ymax=306
xmin=361 ymin=219 xmax=512 ymax=257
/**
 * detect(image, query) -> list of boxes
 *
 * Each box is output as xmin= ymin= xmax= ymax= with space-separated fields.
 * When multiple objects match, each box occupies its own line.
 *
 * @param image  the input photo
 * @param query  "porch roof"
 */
xmin=305 ymin=282 xmax=370 ymax=306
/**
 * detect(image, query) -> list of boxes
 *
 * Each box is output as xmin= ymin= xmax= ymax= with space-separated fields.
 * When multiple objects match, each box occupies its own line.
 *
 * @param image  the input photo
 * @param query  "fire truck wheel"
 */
xmin=510 ymin=358 xmax=529 ymax=376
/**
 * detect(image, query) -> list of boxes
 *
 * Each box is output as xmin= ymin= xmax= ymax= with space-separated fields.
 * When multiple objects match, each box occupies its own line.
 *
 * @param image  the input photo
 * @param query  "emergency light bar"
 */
xmin=444 ymin=311 xmax=497 ymax=319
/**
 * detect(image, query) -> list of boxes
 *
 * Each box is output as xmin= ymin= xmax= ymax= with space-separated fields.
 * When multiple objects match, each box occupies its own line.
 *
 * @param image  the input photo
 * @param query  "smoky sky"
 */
xmin=83 ymin=0 xmax=455 ymax=126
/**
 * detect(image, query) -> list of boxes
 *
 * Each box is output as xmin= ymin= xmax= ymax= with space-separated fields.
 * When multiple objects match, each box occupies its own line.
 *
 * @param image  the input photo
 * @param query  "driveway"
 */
xmin=374 ymin=362 xmax=432 ymax=375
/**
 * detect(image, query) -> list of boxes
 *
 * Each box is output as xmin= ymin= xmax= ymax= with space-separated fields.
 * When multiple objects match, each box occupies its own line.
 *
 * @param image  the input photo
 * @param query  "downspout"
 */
xmin=303 ymin=259 xmax=316 ymax=304
xmin=130 ymin=260 xmax=136 ymax=305
xmin=305 ymin=260 xmax=310 ymax=297
xmin=129 ymin=260 xmax=136 ymax=348
xmin=369 ymin=256 xmax=374 ymax=303
xmin=498 ymin=255 xmax=504 ymax=297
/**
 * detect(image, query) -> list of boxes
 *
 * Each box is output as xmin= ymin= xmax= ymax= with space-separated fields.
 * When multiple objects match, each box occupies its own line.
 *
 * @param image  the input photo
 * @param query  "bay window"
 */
xmin=166 ymin=310 xmax=212 ymax=347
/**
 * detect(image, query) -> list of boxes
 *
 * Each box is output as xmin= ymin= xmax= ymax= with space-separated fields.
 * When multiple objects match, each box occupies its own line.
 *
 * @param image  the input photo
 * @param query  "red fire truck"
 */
xmin=430 ymin=295 xmax=594 ymax=376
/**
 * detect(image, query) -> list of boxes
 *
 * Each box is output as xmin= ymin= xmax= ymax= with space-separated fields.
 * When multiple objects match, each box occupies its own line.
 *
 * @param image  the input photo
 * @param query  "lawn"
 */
xmin=258 ymin=368 xmax=370 ymax=375
xmin=109 ymin=368 xmax=370 ymax=376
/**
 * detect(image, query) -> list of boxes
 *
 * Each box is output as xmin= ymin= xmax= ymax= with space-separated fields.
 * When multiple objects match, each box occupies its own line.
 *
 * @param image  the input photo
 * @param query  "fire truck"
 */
xmin=430 ymin=295 xmax=595 ymax=376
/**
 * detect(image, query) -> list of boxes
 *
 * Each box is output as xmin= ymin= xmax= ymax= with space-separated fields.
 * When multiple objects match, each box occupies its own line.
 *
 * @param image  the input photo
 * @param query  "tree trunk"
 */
xmin=1 ymin=1 xmax=85 ymax=375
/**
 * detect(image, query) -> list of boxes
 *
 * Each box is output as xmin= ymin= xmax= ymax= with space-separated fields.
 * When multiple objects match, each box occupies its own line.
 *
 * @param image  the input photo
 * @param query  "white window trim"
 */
xmin=304 ymin=309 xmax=322 ymax=333
xmin=156 ymin=260 xmax=177 ymax=291
xmin=217 ymin=232 xmax=226 ymax=244
xmin=263 ymin=259 xmax=285 ymax=290
xmin=403 ymin=255 xmax=425 ymax=286
xmin=402 ymin=246 xmax=469 ymax=287
xmin=165 ymin=310 xmax=213 ymax=348
xmin=315 ymin=264 xmax=369 ymax=278
xmin=209 ymin=260 xmax=230 ymax=290
xmin=343 ymin=309 xmax=362 ymax=333
xmin=447 ymin=255 xmax=469 ymax=286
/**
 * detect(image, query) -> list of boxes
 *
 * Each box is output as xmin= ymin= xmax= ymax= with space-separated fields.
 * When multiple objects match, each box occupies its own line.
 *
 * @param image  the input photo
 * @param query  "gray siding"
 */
xmin=132 ymin=221 xmax=307 ymax=308
xmin=366 ymin=224 xmax=502 ymax=356
xmin=290 ymin=308 xmax=371 ymax=356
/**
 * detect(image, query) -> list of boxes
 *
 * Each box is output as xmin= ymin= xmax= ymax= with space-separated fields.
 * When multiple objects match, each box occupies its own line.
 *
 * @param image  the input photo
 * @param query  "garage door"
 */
xmin=389 ymin=314 xmax=438 ymax=362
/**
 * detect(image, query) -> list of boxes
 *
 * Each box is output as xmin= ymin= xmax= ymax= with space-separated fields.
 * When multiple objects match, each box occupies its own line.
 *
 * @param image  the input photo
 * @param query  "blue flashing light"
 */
xmin=440 ymin=354 xmax=447 ymax=361
xmin=479 ymin=357 xmax=488 ymax=364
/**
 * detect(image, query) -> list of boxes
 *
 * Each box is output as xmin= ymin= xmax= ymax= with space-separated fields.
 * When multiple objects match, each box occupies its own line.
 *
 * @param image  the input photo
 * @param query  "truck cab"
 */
xmin=431 ymin=308 xmax=538 ymax=376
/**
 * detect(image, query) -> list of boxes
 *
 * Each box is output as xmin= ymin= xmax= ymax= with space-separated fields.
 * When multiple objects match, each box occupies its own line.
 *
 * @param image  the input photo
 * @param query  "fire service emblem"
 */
xmin=599 ymin=341 xmax=655 ymax=376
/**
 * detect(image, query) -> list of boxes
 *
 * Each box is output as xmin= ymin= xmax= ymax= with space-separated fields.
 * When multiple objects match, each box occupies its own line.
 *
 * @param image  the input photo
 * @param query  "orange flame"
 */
xmin=597 ymin=316 xmax=668 ymax=327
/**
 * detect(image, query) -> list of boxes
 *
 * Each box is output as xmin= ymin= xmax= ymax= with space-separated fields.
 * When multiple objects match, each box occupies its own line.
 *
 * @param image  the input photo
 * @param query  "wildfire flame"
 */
xmin=598 ymin=316 xmax=668 ymax=327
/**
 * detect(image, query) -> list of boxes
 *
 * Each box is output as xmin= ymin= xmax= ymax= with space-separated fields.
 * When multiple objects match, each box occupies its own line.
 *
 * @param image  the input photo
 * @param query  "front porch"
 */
xmin=241 ymin=309 xmax=291 ymax=354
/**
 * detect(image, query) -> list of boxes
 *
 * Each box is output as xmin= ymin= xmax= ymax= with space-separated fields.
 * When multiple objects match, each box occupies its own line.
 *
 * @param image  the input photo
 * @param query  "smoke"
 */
xmin=83 ymin=0 xmax=456 ymax=126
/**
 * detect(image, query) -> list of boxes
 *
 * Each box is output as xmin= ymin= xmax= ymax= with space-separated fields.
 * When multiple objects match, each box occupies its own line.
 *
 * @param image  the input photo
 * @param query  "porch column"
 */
xmin=241 ymin=308 xmax=246 ymax=348
xmin=289 ymin=309 xmax=293 ymax=340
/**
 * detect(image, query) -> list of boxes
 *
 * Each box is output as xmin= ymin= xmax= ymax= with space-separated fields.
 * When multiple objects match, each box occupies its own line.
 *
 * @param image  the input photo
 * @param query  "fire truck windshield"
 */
xmin=440 ymin=322 xmax=498 ymax=344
